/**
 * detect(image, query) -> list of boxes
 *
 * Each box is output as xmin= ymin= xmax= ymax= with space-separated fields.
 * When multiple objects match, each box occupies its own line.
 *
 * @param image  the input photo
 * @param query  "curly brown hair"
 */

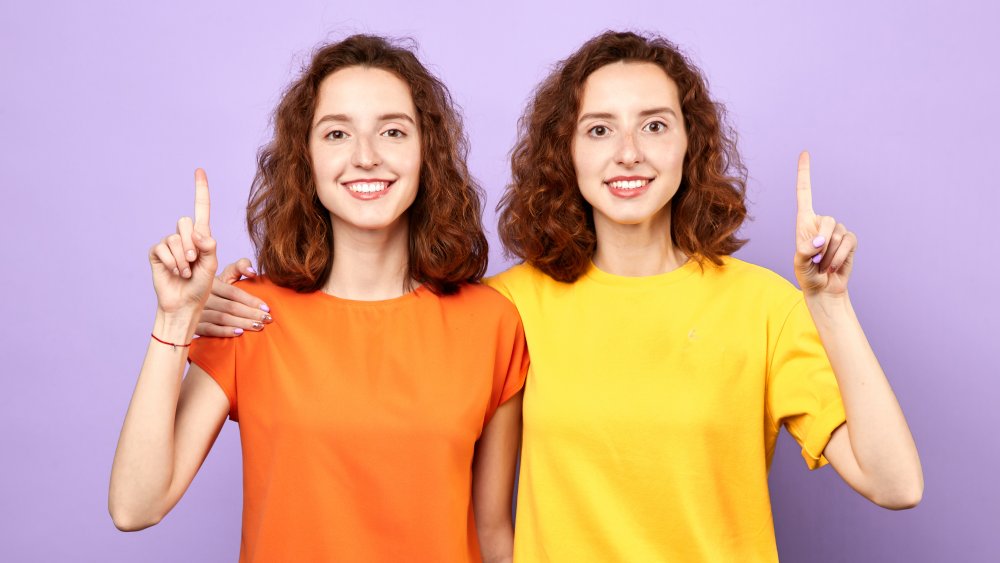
xmin=247 ymin=34 xmax=487 ymax=295
xmin=498 ymin=31 xmax=748 ymax=283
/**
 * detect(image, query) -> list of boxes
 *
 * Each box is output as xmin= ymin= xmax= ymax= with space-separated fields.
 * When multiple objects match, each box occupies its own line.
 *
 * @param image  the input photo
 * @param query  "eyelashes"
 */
xmin=585 ymin=120 xmax=670 ymax=138
xmin=323 ymin=128 xmax=408 ymax=141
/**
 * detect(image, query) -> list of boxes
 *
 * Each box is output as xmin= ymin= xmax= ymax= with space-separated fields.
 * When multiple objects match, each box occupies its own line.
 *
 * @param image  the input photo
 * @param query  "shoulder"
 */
xmin=234 ymin=276 xmax=308 ymax=300
xmin=709 ymin=257 xmax=799 ymax=297
xmin=485 ymin=262 xmax=557 ymax=303
xmin=443 ymin=283 xmax=521 ymax=322
xmin=232 ymin=277 xmax=321 ymax=315
xmin=703 ymin=258 xmax=805 ymax=318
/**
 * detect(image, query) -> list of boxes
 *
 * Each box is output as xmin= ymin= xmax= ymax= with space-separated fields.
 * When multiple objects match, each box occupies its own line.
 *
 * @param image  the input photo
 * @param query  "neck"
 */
xmin=323 ymin=216 xmax=414 ymax=300
xmin=592 ymin=207 xmax=687 ymax=277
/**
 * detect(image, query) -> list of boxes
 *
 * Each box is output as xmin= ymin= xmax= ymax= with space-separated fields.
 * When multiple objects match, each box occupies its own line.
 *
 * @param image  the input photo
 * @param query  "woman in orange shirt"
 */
xmin=109 ymin=35 xmax=527 ymax=563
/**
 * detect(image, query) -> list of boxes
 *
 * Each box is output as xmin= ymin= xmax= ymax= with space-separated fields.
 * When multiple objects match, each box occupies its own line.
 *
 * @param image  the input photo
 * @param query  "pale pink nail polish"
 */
xmin=234 ymin=328 xmax=244 ymax=335
xmin=812 ymin=253 xmax=823 ymax=264
xmin=260 ymin=303 xmax=270 ymax=313
xmin=247 ymin=266 xmax=257 ymax=275
xmin=812 ymin=236 xmax=825 ymax=248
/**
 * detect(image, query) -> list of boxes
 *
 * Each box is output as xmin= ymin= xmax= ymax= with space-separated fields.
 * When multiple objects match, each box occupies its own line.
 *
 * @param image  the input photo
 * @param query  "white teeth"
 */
xmin=346 ymin=182 xmax=389 ymax=193
xmin=608 ymin=179 xmax=648 ymax=190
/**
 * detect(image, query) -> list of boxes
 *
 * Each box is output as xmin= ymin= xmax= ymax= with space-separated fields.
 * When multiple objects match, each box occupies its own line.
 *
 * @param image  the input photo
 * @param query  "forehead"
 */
xmin=315 ymin=66 xmax=416 ymax=116
xmin=578 ymin=61 xmax=681 ymax=112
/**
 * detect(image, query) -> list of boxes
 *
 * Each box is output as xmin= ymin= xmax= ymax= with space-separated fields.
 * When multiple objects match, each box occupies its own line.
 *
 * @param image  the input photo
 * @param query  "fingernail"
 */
xmin=234 ymin=328 xmax=244 ymax=335
xmin=260 ymin=303 xmax=270 ymax=313
xmin=262 ymin=313 xmax=273 ymax=323
xmin=812 ymin=236 xmax=825 ymax=248
xmin=247 ymin=266 xmax=257 ymax=275
xmin=183 ymin=268 xmax=191 ymax=278
xmin=172 ymin=267 xmax=180 ymax=276
xmin=186 ymin=250 xmax=196 ymax=261
xmin=812 ymin=253 xmax=823 ymax=264
xmin=252 ymin=321 xmax=263 ymax=330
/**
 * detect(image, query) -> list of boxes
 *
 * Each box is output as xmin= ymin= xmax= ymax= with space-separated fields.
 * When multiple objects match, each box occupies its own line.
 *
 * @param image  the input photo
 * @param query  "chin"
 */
xmin=596 ymin=208 xmax=660 ymax=227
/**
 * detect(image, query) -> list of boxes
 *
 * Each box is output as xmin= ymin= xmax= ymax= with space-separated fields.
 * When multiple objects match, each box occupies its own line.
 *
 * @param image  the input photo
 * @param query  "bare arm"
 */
xmin=109 ymin=169 xmax=232 ymax=530
xmin=109 ymin=327 xmax=229 ymax=530
xmin=793 ymin=152 xmax=922 ymax=509
xmin=472 ymin=390 xmax=523 ymax=563
xmin=806 ymin=297 xmax=922 ymax=509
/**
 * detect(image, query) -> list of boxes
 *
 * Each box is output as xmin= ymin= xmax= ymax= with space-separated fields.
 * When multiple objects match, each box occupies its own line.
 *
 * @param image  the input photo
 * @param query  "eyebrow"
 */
xmin=577 ymin=107 xmax=678 ymax=124
xmin=312 ymin=112 xmax=417 ymax=129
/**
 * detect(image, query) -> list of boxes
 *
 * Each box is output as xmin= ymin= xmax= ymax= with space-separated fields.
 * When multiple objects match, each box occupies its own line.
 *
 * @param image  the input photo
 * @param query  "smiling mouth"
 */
xmin=605 ymin=177 xmax=654 ymax=198
xmin=342 ymin=180 xmax=394 ymax=200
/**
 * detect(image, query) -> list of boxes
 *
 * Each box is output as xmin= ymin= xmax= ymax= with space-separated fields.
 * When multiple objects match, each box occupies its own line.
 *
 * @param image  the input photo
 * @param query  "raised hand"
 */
xmin=793 ymin=152 xmax=857 ymax=297
xmin=148 ymin=169 xmax=219 ymax=315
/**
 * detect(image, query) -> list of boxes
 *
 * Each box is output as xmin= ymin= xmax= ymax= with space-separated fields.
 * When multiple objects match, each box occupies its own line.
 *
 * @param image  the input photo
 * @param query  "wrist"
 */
xmin=153 ymin=309 xmax=200 ymax=344
xmin=804 ymin=291 xmax=854 ymax=326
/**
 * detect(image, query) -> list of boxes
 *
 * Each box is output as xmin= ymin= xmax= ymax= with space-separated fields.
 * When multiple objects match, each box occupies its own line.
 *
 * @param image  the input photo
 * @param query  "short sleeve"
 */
xmin=766 ymin=297 xmax=846 ymax=470
xmin=189 ymin=335 xmax=239 ymax=421
xmin=483 ymin=305 xmax=530 ymax=426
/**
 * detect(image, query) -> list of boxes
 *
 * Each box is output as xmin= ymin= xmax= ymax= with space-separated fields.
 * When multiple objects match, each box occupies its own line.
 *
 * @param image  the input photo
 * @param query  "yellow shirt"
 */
xmin=487 ymin=258 xmax=846 ymax=562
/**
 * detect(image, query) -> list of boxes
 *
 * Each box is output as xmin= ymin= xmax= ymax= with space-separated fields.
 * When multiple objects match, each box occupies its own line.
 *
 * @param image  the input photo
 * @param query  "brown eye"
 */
xmin=325 ymin=130 xmax=348 ymax=140
xmin=643 ymin=121 xmax=667 ymax=133
xmin=382 ymin=128 xmax=405 ymax=138
xmin=588 ymin=125 xmax=609 ymax=137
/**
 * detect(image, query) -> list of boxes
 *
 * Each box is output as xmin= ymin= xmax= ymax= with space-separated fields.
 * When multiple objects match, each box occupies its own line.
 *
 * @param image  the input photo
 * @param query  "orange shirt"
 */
xmin=189 ymin=278 xmax=528 ymax=563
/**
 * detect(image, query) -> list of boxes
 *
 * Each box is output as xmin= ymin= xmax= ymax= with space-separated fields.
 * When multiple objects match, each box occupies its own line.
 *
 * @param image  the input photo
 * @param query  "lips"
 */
xmin=604 ymin=176 xmax=653 ymax=199
xmin=342 ymin=180 xmax=394 ymax=201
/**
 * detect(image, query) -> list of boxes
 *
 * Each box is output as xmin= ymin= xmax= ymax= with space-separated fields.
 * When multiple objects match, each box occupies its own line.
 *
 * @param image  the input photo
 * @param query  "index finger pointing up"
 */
xmin=194 ymin=168 xmax=211 ymax=233
xmin=796 ymin=151 xmax=814 ymax=216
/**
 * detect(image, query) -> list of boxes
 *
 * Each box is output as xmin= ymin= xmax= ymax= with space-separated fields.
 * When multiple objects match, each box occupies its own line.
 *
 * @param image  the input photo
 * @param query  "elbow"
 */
xmin=872 ymin=478 xmax=923 ymax=510
xmin=476 ymin=521 xmax=514 ymax=563
xmin=108 ymin=499 xmax=164 ymax=532
xmin=110 ymin=508 xmax=163 ymax=532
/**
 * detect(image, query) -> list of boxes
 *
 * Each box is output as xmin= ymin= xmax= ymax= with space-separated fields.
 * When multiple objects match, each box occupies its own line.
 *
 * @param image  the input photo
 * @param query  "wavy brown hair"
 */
xmin=247 ymin=35 xmax=487 ymax=294
xmin=498 ymin=31 xmax=748 ymax=282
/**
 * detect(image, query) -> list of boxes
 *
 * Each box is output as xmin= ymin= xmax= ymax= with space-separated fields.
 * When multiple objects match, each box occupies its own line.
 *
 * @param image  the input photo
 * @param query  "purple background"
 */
xmin=2 ymin=1 xmax=997 ymax=561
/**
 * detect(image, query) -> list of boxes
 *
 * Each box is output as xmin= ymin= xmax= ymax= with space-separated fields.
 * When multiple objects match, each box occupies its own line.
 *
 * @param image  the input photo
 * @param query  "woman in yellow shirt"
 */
xmin=488 ymin=31 xmax=922 ymax=561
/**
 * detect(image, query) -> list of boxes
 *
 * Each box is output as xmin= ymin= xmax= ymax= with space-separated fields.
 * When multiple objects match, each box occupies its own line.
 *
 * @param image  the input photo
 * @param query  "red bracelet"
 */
xmin=151 ymin=333 xmax=192 ymax=351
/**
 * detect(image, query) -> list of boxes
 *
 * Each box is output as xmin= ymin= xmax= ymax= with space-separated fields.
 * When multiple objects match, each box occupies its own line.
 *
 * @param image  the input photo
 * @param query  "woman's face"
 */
xmin=309 ymin=66 xmax=421 ymax=234
xmin=572 ymin=61 xmax=688 ymax=232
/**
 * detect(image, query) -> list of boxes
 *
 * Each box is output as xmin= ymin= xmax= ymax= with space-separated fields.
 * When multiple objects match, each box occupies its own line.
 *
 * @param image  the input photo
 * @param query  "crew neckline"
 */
xmin=584 ymin=258 xmax=702 ymax=288
xmin=317 ymin=283 xmax=429 ymax=307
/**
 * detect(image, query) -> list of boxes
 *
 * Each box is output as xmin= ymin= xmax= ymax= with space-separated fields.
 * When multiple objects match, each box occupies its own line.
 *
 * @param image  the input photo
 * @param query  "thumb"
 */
xmin=236 ymin=257 xmax=257 ymax=278
xmin=192 ymin=229 xmax=217 ymax=258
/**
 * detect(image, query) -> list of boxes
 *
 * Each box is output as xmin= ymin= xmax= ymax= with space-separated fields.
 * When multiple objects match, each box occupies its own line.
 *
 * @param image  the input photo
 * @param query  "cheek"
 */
xmin=388 ymin=143 xmax=422 ymax=177
xmin=572 ymin=141 xmax=601 ymax=180
xmin=673 ymin=134 xmax=689 ymax=165
xmin=309 ymin=145 xmax=345 ymax=180
xmin=652 ymin=138 xmax=687 ymax=172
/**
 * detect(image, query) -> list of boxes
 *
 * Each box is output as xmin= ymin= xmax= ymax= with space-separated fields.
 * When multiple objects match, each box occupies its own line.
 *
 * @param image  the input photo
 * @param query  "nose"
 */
xmin=615 ymin=132 xmax=644 ymax=167
xmin=351 ymin=136 xmax=382 ymax=169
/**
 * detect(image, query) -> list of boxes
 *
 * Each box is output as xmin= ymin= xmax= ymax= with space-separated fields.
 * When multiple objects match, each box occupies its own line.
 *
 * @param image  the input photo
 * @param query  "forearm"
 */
xmin=473 ymin=392 xmax=522 ymax=563
xmin=806 ymin=293 xmax=922 ymax=503
xmin=109 ymin=310 xmax=198 ymax=529
xmin=478 ymin=524 xmax=514 ymax=563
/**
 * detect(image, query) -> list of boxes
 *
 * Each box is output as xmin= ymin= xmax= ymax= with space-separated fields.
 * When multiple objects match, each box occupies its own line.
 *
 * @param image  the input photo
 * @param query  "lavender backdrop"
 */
xmin=2 ymin=1 xmax=997 ymax=561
